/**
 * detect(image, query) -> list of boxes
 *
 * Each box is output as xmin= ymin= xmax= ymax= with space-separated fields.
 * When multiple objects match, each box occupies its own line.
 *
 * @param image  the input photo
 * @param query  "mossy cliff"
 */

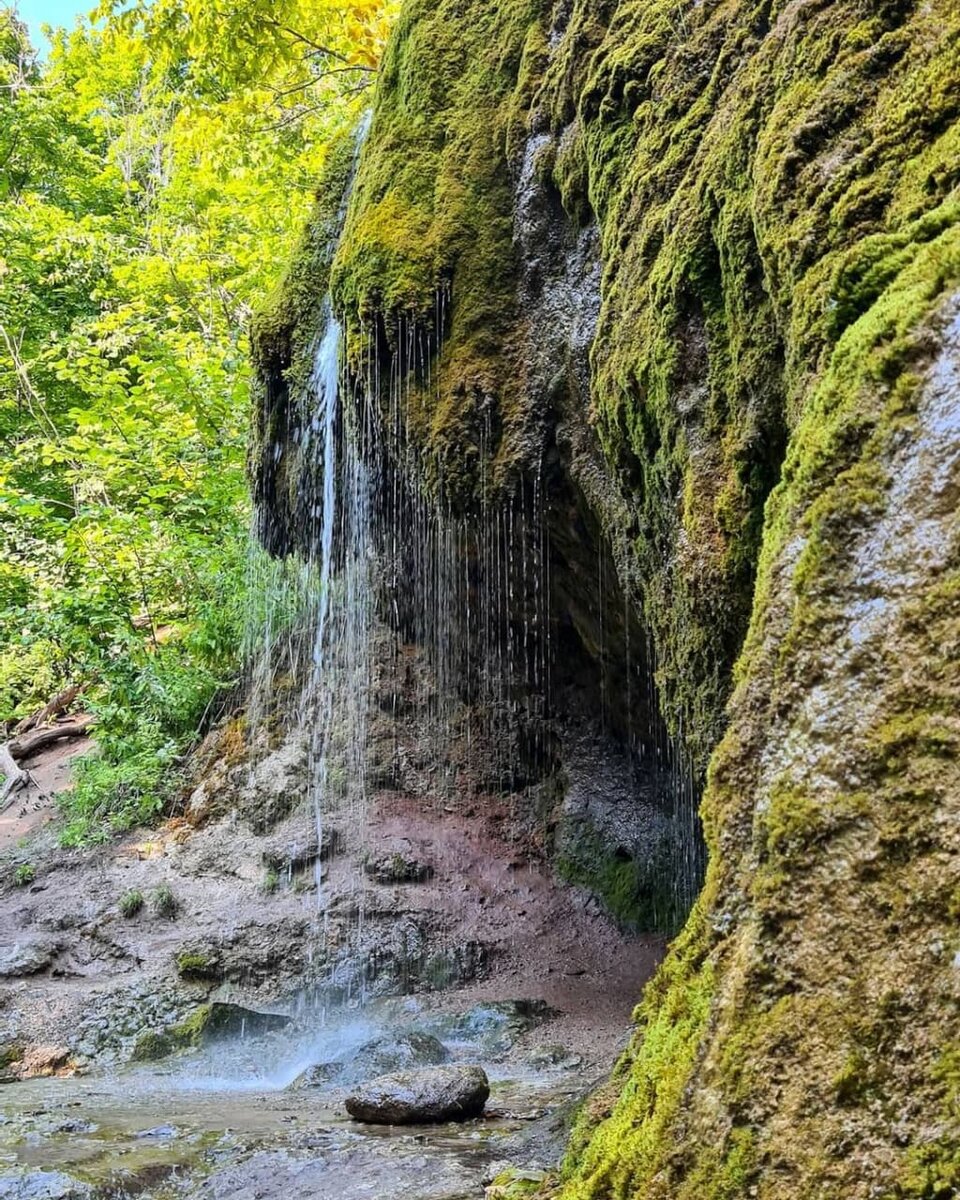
xmin=254 ymin=0 xmax=960 ymax=1194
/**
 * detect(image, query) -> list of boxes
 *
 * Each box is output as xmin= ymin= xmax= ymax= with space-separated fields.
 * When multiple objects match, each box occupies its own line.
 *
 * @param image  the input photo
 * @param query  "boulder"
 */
xmin=0 ymin=1173 xmax=92 ymax=1199
xmin=294 ymin=1032 xmax=449 ymax=1089
xmin=525 ymin=1043 xmax=583 ymax=1070
xmin=345 ymin=1065 xmax=490 ymax=1124
xmin=419 ymin=1000 xmax=555 ymax=1054
xmin=131 ymin=1002 xmax=290 ymax=1061
xmin=0 ymin=939 xmax=61 ymax=979
xmin=261 ymin=822 xmax=341 ymax=876
xmin=16 ymin=1045 xmax=73 ymax=1079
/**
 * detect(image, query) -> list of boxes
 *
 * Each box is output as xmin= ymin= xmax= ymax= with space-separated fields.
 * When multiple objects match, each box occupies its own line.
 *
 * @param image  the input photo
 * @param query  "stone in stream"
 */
xmin=293 ymin=1032 xmax=450 ymax=1089
xmin=345 ymin=1065 xmax=490 ymax=1124
xmin=420 ymin=999 xmax=556 ymax=1055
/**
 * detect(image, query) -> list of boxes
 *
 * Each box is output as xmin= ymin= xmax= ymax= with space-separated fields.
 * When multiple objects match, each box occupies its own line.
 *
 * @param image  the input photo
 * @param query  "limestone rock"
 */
xmin=295 ymin=1032 xmax=449 ymax=1089
xmin=0 ymin=939 xmax=61 ymax=979
xmin=422 ymin=1000 xmax=555 ymax=1055
xmin=131 ymin=1001 xmax=290 ymax=1062
xmin=261 ymin=821 xmax=340 ymax=876
xmin=0 ymin=1172 xmax=92 ymax=1199
xmin=362 ymin=842 xmax=433 ymax=884
xmin=345 ymin=1065 xmax=490 ymax=1124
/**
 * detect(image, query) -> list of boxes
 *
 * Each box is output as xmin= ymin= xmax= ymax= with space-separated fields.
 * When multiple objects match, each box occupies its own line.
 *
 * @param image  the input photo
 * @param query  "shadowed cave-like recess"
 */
xmin=252 ymin=266 xmax=705 ymax=938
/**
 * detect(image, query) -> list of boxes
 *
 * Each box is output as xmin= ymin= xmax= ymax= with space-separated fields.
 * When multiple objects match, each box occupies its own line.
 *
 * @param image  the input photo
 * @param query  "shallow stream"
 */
xmin=0 ymin=1002 xmax=588 ymax=1199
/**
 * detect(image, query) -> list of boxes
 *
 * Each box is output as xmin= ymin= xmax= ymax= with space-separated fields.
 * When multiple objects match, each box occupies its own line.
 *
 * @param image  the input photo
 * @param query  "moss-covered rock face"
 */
xmin=249 ymin=131 xmax=360 ymax=555
xmin=330 ymin=0 xmax=553 ymax=495
xmin=557 ymin=289 xmax=960 ymax=1200
xmin=256 ymin=0 xmax=960 ymax=1191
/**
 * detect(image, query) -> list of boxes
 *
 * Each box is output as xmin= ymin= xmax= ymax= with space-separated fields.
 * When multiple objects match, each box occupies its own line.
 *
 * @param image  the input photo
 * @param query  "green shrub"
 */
xmin=151 ymin=883 xmax=178 ymax=918
xmin=119 ymin=888 xmax=144 ymax=917
xmin=13 ymin=863 xmax=35 ymax=887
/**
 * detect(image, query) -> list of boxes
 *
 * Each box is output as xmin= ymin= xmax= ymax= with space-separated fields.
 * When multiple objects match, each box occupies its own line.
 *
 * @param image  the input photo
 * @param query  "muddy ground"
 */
xmin=0 ymin=727 xmax=661 ymax=1071
xmin=0 ymin=724 xmax=663 ymax=1198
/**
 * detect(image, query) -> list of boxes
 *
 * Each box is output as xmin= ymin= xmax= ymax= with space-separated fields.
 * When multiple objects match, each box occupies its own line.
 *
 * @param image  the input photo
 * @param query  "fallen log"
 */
xmin=14 ymin=684 xmax=82 ymax=737
xmin=1 ymin=714 xmax=95 ymax=808
xmin=9 ymin=714 xmax=95 ymax=760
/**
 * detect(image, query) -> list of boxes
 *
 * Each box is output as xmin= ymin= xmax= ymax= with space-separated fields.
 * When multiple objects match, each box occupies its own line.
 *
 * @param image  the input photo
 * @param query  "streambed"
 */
xmin=0 ymin=1001 xmax=596 ymax=1199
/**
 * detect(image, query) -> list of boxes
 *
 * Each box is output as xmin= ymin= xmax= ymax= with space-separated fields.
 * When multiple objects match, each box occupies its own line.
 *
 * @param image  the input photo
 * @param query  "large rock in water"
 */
xmin=345 ymin=1065 xmax=489 ymax=1125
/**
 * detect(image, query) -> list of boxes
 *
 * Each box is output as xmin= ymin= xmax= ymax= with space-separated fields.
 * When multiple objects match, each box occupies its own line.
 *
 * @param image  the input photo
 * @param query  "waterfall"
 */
xmin=246 ymin=117 xmax=704 ymax=1007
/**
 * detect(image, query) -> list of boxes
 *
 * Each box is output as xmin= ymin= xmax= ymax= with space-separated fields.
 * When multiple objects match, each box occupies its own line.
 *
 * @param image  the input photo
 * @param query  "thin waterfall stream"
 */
xmin=0 ymin=109 xmax=704 ymax=1200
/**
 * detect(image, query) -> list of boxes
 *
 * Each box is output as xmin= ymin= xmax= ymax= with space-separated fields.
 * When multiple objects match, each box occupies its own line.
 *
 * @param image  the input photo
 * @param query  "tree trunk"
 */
xmin=0 ymin=744 xmax=28 ymax=805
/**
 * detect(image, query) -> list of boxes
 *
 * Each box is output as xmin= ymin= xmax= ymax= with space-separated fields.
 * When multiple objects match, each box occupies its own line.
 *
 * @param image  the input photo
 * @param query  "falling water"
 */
xmin=245 ymin=113 xmax=704 ymax=1009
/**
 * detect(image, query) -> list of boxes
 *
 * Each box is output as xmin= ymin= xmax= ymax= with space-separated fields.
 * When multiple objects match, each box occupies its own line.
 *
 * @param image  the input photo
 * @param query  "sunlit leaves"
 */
xmin=0 ymin=0 xmax=396 ymax=732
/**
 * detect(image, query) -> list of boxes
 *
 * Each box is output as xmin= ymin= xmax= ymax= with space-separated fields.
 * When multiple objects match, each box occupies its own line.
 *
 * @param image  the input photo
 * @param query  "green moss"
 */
xmin=130 ymin=1004 xmax=214 ymax=1062
xmin=167 ymin=1004 xmax=214 ymax=1045
xmin=175 ymin=951 xmax=220 ymax=982
xmin=130 ymin=1030 xmax=175 ymax=1062
xmin=487 ymin=1169 xmax=551 ymax=1199
xmin=259 ymin=0 xmax=960 ymax=1194
xmin=0 ymin=1042 xmax=22 ymax=1070
xmin=558 ymin=899 xmax=715 ymax=1197
xmin=895 ymin=1047 xmax=960 ymax=1197
xmin=327 ymin=0 xmax=552 ymax=496
xmin=556 ymin=824 xmax=679 ymax=933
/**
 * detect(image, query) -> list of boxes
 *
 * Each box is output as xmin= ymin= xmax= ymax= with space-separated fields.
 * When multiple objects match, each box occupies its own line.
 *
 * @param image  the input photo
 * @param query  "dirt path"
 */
xmin=0 ymin=737 xmax=92 ymax=852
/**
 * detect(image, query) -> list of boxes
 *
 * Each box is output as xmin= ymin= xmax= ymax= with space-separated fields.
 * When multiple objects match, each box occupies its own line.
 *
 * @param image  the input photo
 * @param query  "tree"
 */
xmin=0 ymin=0 xmax=395 ymax=839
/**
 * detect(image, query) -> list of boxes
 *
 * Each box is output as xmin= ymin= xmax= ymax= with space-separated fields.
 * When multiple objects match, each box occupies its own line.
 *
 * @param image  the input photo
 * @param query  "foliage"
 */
xmin=150 ymin=882 xmax=178 ymax=917
xmin=0 ymin=0 xmax=395 ymax=840
xmin=12 ymin=862 xmax=35 ymax=886
xmin=119 ymin=888 xmax=144 ymax=917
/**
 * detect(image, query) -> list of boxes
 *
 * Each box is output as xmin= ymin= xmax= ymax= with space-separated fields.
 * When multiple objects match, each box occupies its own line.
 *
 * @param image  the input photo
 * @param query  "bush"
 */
xmin=151 ymin=883 xmax=178 ymax=918
xmin=54 ymin=535 xmax=253 ymax=846
xmin=119 ymin=888 xmax=144 ymax=917
xmin=0 ymin=639 xmax=68 ymax=722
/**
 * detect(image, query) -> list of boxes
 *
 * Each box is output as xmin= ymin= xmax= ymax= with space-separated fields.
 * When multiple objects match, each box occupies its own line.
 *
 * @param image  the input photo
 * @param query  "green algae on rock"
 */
xmin=131 ymin=1002 xmax=291 ymax=1062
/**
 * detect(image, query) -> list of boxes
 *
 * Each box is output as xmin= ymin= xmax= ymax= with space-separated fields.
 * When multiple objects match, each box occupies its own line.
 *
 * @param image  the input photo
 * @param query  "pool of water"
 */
xmin=0 ymin=1011 xmax=580 ymax=1199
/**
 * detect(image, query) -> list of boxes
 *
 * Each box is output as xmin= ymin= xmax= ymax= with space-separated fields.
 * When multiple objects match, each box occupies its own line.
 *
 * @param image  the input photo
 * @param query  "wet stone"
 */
xmin=363 ymin=846 xmax=433 ymax=885
xmin=294 ymin=1032 xmax=450 ymax=1088
xmin=261 ymin=823 xmax=341 ymax=876
xmin=345 ymin=1065 xmax=490 ymax=1125
xmin=419 ymin=1000 xmax=556 ymax=1055
xmin=525 ymin=1043 xmax=583 ymax=1070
